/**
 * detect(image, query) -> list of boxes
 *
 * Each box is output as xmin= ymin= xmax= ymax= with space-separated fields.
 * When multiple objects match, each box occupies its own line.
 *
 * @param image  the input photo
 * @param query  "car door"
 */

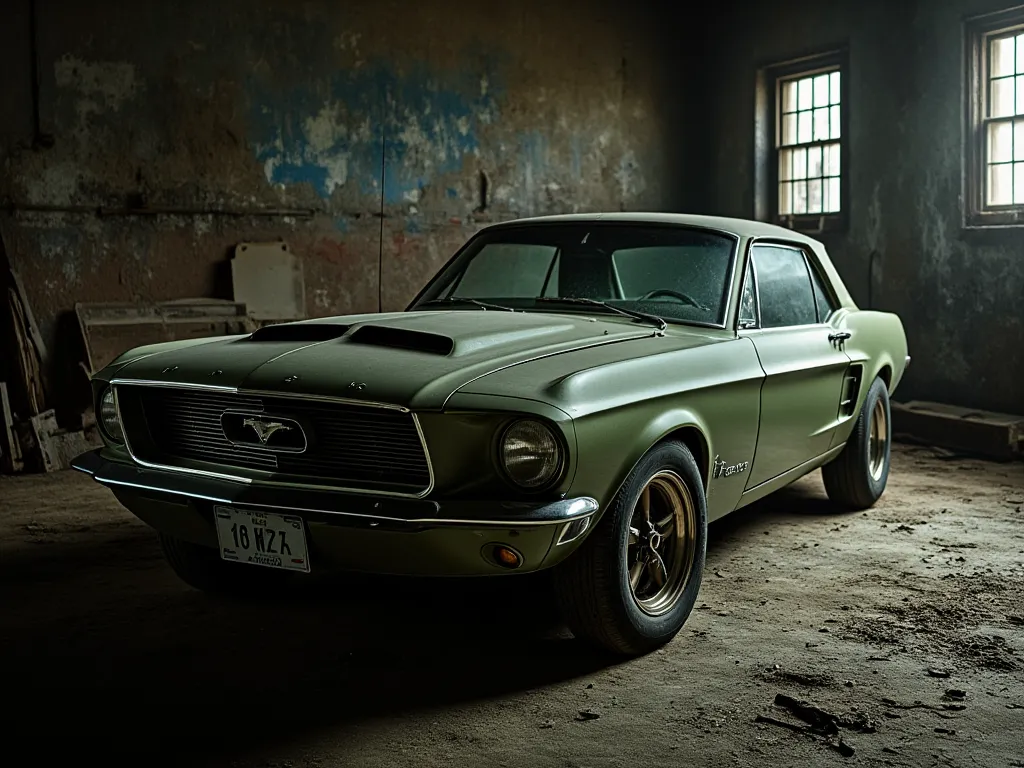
xmin=741 ymin=242 xmax=851 ymax=489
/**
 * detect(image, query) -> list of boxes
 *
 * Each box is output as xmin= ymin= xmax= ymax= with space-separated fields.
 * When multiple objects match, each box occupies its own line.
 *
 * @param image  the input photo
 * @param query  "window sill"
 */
xmin=963 ymin=208 xmax=1024 ymax=230
xmin=772 ymin=214 xmax=847 ymax=236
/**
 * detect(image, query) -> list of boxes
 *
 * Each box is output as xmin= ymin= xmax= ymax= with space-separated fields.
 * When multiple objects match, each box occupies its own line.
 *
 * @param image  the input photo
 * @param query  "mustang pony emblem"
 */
xmin=242 ymin=417 xmax=293 ymax=445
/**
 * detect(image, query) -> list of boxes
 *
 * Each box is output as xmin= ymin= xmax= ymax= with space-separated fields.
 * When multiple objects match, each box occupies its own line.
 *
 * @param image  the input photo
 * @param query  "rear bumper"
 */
xmin=72 ymin=449 xmax=598 ymax=576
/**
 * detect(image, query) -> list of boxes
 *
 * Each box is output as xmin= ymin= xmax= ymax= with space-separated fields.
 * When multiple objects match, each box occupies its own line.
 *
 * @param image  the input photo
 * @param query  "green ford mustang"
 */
xmin=73 ymin=212 xmax=910 ymax=655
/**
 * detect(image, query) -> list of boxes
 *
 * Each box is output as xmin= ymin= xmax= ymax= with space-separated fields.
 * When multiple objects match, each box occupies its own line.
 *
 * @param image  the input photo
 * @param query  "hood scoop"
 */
xmin=348 ymin=325 xmax=454 ymax=356
xmin=249 ymin=323 xmax=351 ymax=342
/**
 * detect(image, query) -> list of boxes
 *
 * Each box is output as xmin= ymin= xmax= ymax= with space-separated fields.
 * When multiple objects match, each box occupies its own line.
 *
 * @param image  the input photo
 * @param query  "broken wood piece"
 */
xmin=755 ymin=714 xmax=806 ymax=734
xmin=28 ymin=409 xmax=59 ymax=471
xmin=26 ymin=409 xmax=100 ymax=472
xmin=755 ymin=714 xmax=856 ymax=757
xmin=773 ymin=693 xmax=840 ymax=734
xmin=880 ymin=697 xmax=946 ymax=711
xmin=773 ymin=693 xmax=877 ymax=734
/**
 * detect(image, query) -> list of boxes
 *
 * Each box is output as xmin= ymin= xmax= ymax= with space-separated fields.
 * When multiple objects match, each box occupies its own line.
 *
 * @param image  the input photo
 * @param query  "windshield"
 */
xmin=409 ymin=223 xmax=738 ymax=327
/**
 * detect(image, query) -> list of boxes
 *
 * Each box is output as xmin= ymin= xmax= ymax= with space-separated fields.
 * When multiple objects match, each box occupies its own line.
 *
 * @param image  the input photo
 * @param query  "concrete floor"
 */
xmin=2 ymin=444 xmax=1022 ymax=767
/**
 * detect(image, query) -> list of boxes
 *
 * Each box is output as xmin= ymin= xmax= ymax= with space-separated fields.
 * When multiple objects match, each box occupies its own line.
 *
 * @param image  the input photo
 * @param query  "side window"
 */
xmin=751 ymin=245 xmax=817 ymax=328
xmin=807 ymin=259 xmax=837 ymax=322
xmin=738 ymin=259 xmax=758 ymax=328
xmin=447 ymin=244 xmax=558 ymax=298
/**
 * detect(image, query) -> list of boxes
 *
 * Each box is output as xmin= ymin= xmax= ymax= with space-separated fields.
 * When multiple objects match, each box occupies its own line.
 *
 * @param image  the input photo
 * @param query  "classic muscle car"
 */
xmin=73 ymin=213 xmax=910 ymax=655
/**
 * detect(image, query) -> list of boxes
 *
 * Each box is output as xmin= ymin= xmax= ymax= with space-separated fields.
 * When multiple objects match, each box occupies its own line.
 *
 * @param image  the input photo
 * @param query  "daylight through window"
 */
xmin=986 ymin=31 xmax=1024 ymax=206
xmin=778 ymin=70 xmax=841 ymax=216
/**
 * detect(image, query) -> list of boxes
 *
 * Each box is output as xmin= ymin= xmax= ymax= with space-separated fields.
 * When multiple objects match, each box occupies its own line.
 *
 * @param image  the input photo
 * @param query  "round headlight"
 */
xmin=500 ymin=419 xmax=563 ymax=490
xmin=99 ymin=386 xmax=124 ymax=444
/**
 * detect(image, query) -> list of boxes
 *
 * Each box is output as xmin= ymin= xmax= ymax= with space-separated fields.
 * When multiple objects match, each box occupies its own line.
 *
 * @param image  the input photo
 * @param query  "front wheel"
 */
xmin=822 ymin=375 xmax=892 ymax=510
xmin=553 ymin=441 xmax=707 ymax=656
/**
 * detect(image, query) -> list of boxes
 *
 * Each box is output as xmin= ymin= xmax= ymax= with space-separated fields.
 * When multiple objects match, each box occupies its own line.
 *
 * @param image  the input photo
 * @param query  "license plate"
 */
xmin=213 ymin=505 xmax=310 ymax=573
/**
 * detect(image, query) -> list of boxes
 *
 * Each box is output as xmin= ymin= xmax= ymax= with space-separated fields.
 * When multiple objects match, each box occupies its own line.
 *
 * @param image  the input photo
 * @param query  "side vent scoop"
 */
xmin=348 ymin=325 xmax=454 ymax=355
xmin=249 ymin=324 xmax=350 ymax=342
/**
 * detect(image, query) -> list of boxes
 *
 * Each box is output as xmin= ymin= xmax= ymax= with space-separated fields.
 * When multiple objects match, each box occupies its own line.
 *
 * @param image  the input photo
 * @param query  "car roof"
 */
xmin=484 ymin=212 xmax=823 ymax=246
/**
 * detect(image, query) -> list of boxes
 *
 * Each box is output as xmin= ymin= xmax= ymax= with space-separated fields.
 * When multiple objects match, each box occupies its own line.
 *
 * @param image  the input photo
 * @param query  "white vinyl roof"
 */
xmin=488 ymin=212 xmax=823 ymax=245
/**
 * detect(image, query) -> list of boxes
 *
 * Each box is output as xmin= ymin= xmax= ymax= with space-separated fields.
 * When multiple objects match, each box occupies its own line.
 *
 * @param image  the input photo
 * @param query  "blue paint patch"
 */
xmin=333 ymin=216 xmax=349 ymax=233
xmin=405 ymin=217 xmax=422 ymax=234
xmin=446 ymin=187 xmax=459 ymax=198
xmin=245 ymin=54 xmax=506 ymax=204
xmin=246 ymin=66 xmax=385 ymax=200
xmin=267 ymin=161 xmax=330 ymax=196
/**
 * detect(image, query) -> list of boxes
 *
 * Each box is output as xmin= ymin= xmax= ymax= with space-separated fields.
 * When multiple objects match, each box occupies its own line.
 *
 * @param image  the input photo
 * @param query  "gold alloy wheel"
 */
xmin=868 ymin=398 xmax=889 ymax=481
xmin=625 ymin=470 xmax=698 ymax=616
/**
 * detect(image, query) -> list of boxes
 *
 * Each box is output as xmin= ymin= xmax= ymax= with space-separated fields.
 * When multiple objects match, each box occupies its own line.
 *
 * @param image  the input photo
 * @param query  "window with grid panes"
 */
xmin=777 ymin=70 xmax=841 ymax=217
xmin=964 ymin=6 xmax=1024 ymax=227
xmin=985 ymin=31 xmax=1024 ymax=206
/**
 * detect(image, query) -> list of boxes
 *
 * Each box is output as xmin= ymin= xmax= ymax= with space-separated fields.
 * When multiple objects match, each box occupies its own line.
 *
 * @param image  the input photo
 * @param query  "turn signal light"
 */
xmin=493 ymin=545 xmax=522 ymax=569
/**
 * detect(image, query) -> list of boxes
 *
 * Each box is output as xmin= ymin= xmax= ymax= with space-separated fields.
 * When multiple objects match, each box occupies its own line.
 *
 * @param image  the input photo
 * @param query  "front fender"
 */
xmin=564 ymin=383 xmax=760 ymax=524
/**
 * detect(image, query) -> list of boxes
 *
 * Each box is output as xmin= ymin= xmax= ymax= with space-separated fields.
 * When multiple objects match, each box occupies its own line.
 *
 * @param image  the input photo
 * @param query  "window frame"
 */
xmin=743 ymin=240 xmax=837 ymax=331
xmin=755 ymin=48 xmax=850 ymax=236
xmin=737 ymin=256 xmax=761 ymax=331
xmin=963 ymin=5 xmax=1024 ymax=229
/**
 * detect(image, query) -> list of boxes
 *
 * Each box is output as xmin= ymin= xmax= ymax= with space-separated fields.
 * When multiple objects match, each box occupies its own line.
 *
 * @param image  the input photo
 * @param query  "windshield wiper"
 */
xmin=536 ymin=297 xmax=667 ymax=332
xmin=419 ymin=296 xmax=516 ymax=312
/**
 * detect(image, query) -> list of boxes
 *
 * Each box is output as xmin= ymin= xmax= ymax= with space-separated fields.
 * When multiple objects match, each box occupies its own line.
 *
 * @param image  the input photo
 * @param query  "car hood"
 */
xmin=107 ymin=310 xmax=669 ymax=409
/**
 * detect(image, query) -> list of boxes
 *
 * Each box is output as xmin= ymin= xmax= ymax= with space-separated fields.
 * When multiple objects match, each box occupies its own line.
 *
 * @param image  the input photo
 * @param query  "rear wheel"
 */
xmin=822 ymin=376 xmax=891 ymax=510
xmin=553 ymin=441 xmax=707 ymax=656
xmin=159 ymin=534 xmax=293 ymax=596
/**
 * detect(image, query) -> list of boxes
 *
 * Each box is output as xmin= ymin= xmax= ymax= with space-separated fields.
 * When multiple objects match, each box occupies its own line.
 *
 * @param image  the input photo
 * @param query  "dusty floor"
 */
xmin=1 ymin=444 xmax=1022 ymax=767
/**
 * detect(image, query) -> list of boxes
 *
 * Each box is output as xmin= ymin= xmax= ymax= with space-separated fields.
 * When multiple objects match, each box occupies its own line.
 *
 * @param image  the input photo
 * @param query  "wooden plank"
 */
xmin=9 ymin=267 xmax=48 ymax=368
xmin=8 ymin=284 xmax=44 ymax=415
xmin=0 ymin=381 xmax=23 ymax=473
xmin=74 ymin=299 xmax=256 ymax=375
xmin=892 ymin=400 xmax=1024 ymax=461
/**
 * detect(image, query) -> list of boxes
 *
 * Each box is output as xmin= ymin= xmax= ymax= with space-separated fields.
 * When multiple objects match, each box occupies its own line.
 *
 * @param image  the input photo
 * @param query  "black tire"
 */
xmin=822 ymin=376 xmax=892 ymax=510
xmin=553 ymin=441 xmax=708 ymax=656
xmin=159 ymin=534 xmax=292 ymax=596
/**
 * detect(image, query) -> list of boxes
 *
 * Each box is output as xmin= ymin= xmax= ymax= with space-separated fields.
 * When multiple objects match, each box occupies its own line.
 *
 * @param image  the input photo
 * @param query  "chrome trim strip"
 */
xmin=71 ymin=452 xmax=597 ymax=528
xmin=111 ymin=380 xmax=436 ymax=499
xmin=110 ymin=378 xmax=411 ymax=412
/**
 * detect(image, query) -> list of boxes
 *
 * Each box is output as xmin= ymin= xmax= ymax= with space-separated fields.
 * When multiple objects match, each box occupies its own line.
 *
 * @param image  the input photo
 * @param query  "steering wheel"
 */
xmin=639 ymin=288 xmax=706 ymax=310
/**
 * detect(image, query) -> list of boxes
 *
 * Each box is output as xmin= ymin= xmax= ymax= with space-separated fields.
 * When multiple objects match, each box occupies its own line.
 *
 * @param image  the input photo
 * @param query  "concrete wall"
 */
xmin=701 ymin=0 xmax=1024 ymax=415
xmin=1 ymin=0 xmax=693 ymax=367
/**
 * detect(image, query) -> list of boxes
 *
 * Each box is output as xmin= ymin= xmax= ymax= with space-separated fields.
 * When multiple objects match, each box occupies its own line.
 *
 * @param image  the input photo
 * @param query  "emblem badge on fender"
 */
xmin=713 ymin=455 xmax=749 ymax=479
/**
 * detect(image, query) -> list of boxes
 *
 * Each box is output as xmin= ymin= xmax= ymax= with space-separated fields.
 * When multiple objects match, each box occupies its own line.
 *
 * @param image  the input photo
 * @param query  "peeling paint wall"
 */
xmin=701 ymin=0 xmax=1024 ymax=415
xmin=0 ymin=0 xmax=695 ymax=374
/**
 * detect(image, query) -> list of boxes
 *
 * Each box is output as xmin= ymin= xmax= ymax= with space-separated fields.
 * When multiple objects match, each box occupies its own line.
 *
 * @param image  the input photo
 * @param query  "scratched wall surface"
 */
xmin=700 ymin=0 xmax=1024 ymax=415
xmin=0 ymin=0 xmax=693 ymax=371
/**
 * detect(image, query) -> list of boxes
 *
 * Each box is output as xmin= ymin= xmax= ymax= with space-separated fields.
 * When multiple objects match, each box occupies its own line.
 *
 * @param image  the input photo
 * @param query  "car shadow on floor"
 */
xmin=3 ymin=478 xmax=847 ymax=761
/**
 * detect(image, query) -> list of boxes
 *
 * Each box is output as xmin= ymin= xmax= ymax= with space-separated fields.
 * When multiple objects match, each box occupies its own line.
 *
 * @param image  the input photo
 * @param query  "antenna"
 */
xmin=378 ymin=90 xmax=387 ymax=313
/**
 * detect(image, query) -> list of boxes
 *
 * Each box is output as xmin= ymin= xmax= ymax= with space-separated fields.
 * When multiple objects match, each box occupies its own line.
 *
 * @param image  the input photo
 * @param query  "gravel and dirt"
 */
xmin=2 ymin=443 xmax=1022 ymax=766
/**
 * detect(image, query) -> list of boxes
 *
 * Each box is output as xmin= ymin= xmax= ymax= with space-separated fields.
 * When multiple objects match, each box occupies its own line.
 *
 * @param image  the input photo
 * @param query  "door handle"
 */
xmin=828 ymin=331 xmax=851 ymax=343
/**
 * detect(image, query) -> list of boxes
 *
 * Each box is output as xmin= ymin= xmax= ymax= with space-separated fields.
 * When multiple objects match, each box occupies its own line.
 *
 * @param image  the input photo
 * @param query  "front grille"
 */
xmin=119 ymin=386 xmax=431 ymax=494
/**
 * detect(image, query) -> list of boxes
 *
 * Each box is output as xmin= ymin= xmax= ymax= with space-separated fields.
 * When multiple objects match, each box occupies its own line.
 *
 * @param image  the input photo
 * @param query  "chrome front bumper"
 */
xmin=71 ymin=449 xmax=598 ymax=532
